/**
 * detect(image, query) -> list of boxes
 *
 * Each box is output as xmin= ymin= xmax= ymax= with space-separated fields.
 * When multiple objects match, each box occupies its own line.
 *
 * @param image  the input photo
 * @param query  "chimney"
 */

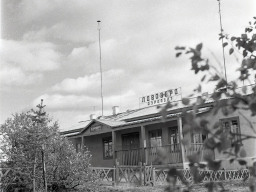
xmin=90 ymin=114 xmax=96 ymax=120
xmin=112 ymin=106 xmax=119 ymax=115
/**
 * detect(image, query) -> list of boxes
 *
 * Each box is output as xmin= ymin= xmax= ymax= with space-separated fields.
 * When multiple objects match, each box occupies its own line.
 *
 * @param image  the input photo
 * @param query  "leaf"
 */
xmin=238 ymin=159 xmax=247 ymax=166
xmin=207 ymin=159 xmax=222 ymax=171
xmin=176 ymin=52 xmax=182 ymax=57
xmin=230 ymin=36 xmax=236 ymax=41
xmin=199 ymin=163 xmax=207 ymax=169
xmin=229 ymin=158 xmax=235 ymax=163
xmin=196 ymin=43 xmax=203 ymax=51
xmin=241 ymin=34 xmax=247 ymax=39
xmin=190 ymin=166 xmax=203 ymax=183
xmin=222 ymin=42 xmax=228 ymax=47
xmin=239 ymin=147 xmax=247 ymax=158
xmin=187 ymin=152 xmax=200 ymax=164
xmin=203 ymin=149 xmax=215 ymax=161
xmin=201 ymin=75 xmax=206 ymax=82
xmin=204 ymin=138 xmax=217 ymax=149
xmin=175 ymin=46 xmax=186 ymax=50
xmin=249 ymin=100 xmax=256 ymax=115
xmin=229 ymin=48 xmax=234 ymax=55
xmin=242 ymin=86 xmax=247 ymax=94
xmin=243 ymin=50 xmax=248 ymax=57
xmin=182 ymin=98 xmax=190 ymax=105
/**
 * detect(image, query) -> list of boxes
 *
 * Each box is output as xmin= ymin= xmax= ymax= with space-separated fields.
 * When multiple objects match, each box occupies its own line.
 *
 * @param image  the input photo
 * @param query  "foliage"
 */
xmin=0 ymin=103 xmax=95 ymax=191
xmin=162 ymin=16 xmax=256 ymax=191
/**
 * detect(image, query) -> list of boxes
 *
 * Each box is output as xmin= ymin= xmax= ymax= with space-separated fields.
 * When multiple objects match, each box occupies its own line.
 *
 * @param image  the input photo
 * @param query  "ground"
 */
xmin=97 ymin=181 xmax=250 ymax=192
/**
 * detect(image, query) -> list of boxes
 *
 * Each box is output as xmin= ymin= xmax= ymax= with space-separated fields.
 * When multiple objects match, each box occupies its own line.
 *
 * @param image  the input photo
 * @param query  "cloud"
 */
xmin=0 ymin=39 xmax=62 ymax=87
xmin=0 ymin=65 xmax=42 ymax=86
xmin=1 ymin=39 xmax=61 ymax=72
xmin=33 ymin=90 xmax=135 ymax=111
xmin=2 ymin=0 xmax=255 ymax=130
xmin=51 ymin=69 xmax=127 ymax=96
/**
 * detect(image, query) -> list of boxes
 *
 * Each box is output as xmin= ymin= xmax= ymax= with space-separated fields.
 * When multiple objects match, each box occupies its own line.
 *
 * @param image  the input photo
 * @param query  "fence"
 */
xmin=0 ymin=166 xmax=251 ymax=189
xmin=154 ymin=168 xmax=250 ymax=184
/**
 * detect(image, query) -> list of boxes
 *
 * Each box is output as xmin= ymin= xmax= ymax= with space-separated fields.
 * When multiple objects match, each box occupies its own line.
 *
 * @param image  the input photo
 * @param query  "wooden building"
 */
xmin=61 ymin=97 xmax=256 ymax=169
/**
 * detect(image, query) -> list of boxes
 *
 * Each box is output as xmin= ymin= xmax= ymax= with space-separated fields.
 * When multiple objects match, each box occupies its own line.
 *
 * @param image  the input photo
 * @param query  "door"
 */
xmin=168 ymin=126 xmax=182 ymax=163
xmin=121 ymin=132 xmax=140 ymax=165
xmin=148 ymin=129 xmax=162 ymax=164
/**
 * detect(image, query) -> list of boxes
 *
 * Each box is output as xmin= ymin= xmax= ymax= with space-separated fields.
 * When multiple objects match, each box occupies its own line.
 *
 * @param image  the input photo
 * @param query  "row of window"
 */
xmin=102 ymin=117 xmax=241 ymax=159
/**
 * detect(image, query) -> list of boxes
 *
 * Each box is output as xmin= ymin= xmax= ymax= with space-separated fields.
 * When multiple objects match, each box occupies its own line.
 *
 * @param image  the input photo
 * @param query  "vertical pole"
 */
xmin=218 ymin=0 xmax=228 ymax=86
xmin=152 ymin=167 xmax=156 ymax=186
xmin=113 ymin=166 xmax=116 ymax=187
xmin=112 ymin=131 xmax=116 ymax=165
xmin=178 ymin=116 xmax=186 ymax=169
xmin=81 ymin=136 xmax=84 ymax=152
xmin=97 ymin=20 xmax=104 ymax=116
xmin=139 ymin=162 xmax=143 ymax=186
xmin=140 ymin=126 xmax=146 ymax=164
xmin=115 ymin=161 xmax=119 ymax=185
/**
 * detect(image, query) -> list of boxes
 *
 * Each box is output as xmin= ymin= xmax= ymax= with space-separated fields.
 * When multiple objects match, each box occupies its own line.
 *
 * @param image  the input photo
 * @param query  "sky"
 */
xmin=1 ymin=0 xmax=255 ymax=131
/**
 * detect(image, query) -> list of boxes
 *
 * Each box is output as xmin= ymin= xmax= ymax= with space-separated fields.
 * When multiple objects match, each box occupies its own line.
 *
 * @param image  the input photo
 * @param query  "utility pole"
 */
xmin=97 ymin=20 xmax=104 ymax=116
xmin=218 ymin=0 xmax=228 ymax=86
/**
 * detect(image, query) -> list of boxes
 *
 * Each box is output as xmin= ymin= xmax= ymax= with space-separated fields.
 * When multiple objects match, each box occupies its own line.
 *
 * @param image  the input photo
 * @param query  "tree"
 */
xmin=0 ymin=101 xmax=95 ymax=192
xmin=162 ymin=16 xmax=256 ymax=192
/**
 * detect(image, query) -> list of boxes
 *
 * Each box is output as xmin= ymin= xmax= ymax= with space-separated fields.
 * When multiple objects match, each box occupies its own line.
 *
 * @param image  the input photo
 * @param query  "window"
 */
xmin=169 ymin=127 xmax=179 ymax=152
xmin=103 ymin=137 xmax=113 ymax=159
xmin=191 ymin=133 xmax=207 ymax=144
xmin=149 ymin=129 xmax=162 ymax=147
xmin=220 ymin=117 xmax=241 ymax=144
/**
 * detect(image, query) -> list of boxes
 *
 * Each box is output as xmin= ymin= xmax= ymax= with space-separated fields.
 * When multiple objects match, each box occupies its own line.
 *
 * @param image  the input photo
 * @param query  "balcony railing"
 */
xmin=115 ymin=148 xmax=143 ymax=166
xmin=185 ymin=143 xmax=211 ymax=161
xmin=115 ymin=143 xmax=208 ymax=166
xmin=146 ymin=144 xmax=182 ymax=165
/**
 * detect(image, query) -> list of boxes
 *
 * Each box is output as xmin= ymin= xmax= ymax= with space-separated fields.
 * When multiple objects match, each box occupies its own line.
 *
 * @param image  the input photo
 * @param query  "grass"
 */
xmin=98 ymin=181 xmax=250 ymax=192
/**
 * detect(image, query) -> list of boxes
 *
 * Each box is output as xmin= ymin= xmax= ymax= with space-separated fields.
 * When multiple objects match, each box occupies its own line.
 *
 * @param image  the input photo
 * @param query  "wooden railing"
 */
xmin=115 ymin=148 xmax=143 ymax=166
xmin=115 ymin=143 xmax=208 ymax=166
xmin=146 ymin=144 xmax=182 ymax=165
xmin=184 ymin=143 xmax=211 ymax=161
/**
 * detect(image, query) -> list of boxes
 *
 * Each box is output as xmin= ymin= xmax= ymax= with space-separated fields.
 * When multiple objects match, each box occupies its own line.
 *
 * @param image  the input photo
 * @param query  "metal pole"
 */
xmin=218 ymin=0 xmax=228 ymax=86
xmin=97 ymin=20 xmax=104 ymax=116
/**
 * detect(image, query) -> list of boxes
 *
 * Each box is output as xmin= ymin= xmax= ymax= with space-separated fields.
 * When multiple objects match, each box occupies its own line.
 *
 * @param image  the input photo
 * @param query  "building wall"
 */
xmin=83 ymin=132 xmax=113 ymax=167
xmin=204 ymin=107 xmax=256 ymax=169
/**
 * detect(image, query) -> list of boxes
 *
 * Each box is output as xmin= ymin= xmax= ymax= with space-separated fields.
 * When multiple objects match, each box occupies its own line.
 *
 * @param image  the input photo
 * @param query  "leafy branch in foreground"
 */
xmin=162 ymin=16 xmax=256 ymax=192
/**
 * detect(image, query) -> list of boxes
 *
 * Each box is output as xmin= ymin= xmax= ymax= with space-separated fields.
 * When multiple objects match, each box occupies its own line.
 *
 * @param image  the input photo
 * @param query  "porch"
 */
xmin=115 ymin=143 xmax=205 ymax=166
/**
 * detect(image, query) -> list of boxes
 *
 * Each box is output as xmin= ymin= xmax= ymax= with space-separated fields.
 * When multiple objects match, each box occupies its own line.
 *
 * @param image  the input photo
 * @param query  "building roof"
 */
xmin=61 ymin=97 xmax=213 ymax=137
xmin=60 ymin=84 xmax=255 ymax=137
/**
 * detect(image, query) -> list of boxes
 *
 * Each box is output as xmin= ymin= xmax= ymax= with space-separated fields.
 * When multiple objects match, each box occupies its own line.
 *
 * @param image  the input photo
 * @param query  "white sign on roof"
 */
xmin=139 ymin=88 xmax=182 ymax=108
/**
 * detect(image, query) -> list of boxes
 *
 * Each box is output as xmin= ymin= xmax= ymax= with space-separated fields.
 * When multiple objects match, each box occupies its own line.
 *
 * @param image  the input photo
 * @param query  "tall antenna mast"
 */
xmin=97 ymin=20 xmax=104 ymax=116
xmin=218 ymin=0 xmax=228 ymax=85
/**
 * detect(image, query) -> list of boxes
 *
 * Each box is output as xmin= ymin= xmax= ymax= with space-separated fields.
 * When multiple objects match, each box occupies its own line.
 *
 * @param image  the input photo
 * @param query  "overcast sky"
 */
xmin=1 ymin=0 xmax=255 ymax=131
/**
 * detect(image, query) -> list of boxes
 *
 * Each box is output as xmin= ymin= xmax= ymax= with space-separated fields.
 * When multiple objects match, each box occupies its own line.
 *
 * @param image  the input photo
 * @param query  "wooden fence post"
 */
xmin=152 ymin=167 xmax=156 ymax=186
xmin=128 ymin=167 xmax=130 ymax=184
xmin=139 ymin=162 xmax=143 ymax=186
xmin=115 ymin=161 xmax=119 ymax=185
xmin=112 ymin=166 xmax=116 ymax=187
